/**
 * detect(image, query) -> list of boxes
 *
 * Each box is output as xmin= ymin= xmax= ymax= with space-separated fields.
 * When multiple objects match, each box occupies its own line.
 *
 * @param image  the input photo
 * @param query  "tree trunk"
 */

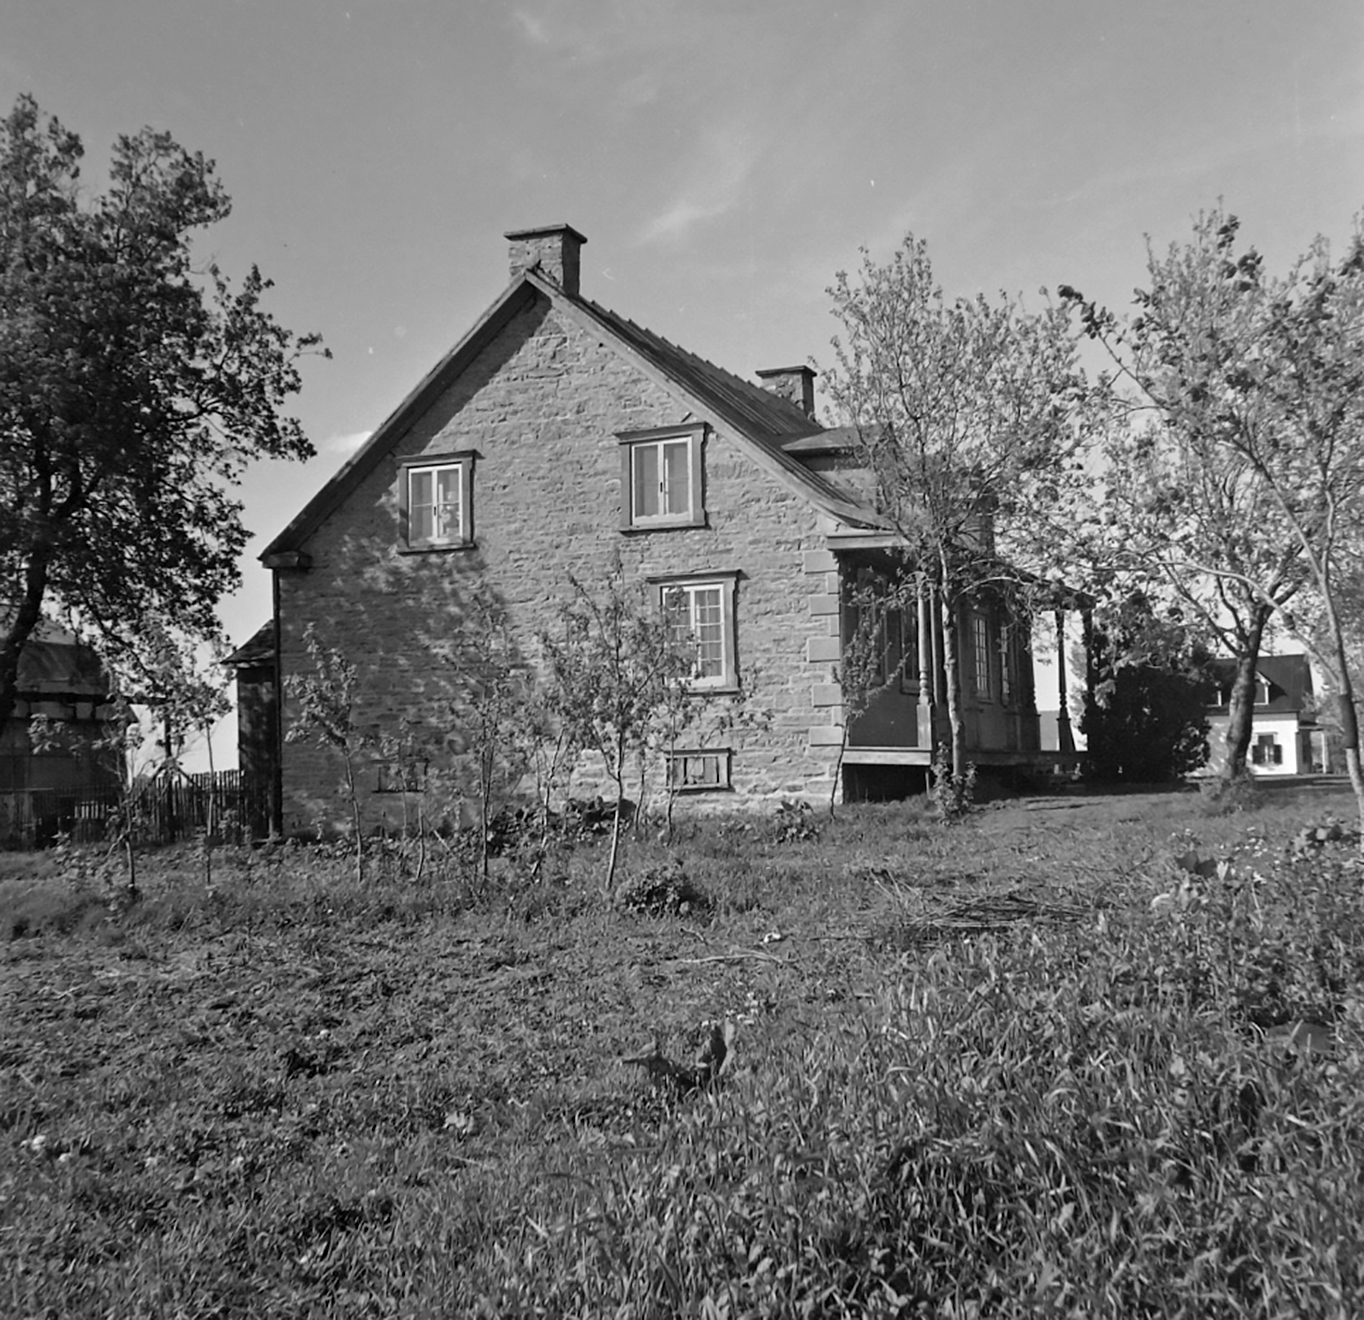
xmin=0 ymin=549 xmax=52 ymax=733
xmin=604 ymin=745 xmax=627 ymax=894
xmin=938 ymin=575 xmax=967 ymax=780
xmin=343 ymin=753 xmax=363 ymax=884
xmin=1320 ymin=608 xmax=1364 ymax=849
xmin=1221 ymin=606 xmax=1270 ymax=782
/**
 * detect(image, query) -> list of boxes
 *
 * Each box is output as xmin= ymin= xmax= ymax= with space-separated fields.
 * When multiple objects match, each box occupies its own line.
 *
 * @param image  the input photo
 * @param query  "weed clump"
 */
xmin=1198 ymin=773 xmax=1263 ymax=816
xmin=615 ymin=862 xmax=712 ymax=917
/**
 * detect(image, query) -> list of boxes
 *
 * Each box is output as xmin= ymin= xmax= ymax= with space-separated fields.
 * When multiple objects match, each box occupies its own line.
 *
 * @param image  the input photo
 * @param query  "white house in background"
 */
xmin=1205 ymin=654 xmax=1323 ymax=776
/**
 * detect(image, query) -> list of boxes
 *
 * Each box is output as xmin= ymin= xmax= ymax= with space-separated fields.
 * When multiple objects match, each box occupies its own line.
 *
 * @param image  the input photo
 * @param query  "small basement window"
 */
xmin=666 ymin=748 xmax=732 ymax=792
xmin=619 ymin=425 xmax=706 ymax=530
xmin=400 ymin=455 xmax=473 ymax=550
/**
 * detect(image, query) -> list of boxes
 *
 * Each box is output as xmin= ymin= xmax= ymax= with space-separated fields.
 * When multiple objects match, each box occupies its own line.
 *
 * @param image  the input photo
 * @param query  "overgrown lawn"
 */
xmin=3 ymin=781 xmax=1362 ymax=1317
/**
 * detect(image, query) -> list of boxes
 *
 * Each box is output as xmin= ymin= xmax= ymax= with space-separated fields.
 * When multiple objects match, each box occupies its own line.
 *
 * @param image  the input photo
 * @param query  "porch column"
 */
xmin=916 ymin=577 xmax=932 ymax=705
xmin=916 ymin=575 xmax=934 ymax=747
xmin=1054 ymin=609 xmax=1075 ymax=754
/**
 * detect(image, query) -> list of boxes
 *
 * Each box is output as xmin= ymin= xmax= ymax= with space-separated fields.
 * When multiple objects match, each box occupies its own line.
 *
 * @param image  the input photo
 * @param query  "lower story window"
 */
xmin=667 ymin=748 xmax=732 ymax=792
xmin=654 ymin=573 xmax=739 ymax=690
xmin=1251 ymin=733 xmax=1283 ymax=766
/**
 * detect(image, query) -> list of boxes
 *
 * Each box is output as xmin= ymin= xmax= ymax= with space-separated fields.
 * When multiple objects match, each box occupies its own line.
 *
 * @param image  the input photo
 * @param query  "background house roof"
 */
xmin=8 ymin=621 xmax=109 ymax=700
xmin=224 ymin=620 xmax=275 ymax=668
xmin=1208 ymin=654 xmax=1313 ymax=713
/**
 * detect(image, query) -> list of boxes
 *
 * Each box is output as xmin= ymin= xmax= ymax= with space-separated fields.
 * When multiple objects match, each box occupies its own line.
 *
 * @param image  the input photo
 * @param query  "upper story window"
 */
xmin=400 ymin=455 xmax=473 ymax=551
xmin=654 ymin=571 xmax=738 ymax=691
xmin=619 ymin=424 xmax=706 ymax=530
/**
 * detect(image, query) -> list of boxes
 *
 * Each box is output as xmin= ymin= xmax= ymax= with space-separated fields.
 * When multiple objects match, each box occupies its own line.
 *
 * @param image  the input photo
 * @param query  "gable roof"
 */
xmin=224 ymin=620 xmax=275 ymax=668
xmin=263 ymin=267 xmax=880 ymax=560
xmin=1208 ymin=654 xmax=1313 ymax=712
xmin=8 ymin=620 xmax=109 ymax=700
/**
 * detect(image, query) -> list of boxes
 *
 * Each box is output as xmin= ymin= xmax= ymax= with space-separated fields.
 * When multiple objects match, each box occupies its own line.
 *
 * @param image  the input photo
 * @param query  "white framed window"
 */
xmin=666 ymin=748 xmax=732 ymax=793
xmin=619 ymin=425 xmax=706 ymax=530
xmin=654 ymin=572 xmax=738 ymax=691
xmin=401 ymin=455 xmax=473 ymax=550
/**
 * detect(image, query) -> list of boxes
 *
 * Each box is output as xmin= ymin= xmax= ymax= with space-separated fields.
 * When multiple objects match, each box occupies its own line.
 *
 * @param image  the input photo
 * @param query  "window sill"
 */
xmin=672 ymin=784 xmax=735 ymax=795
xmin=684 ymin=685 xmax=741 ymax=698
xmin=620 ymin=516 xmax=709 ymax=534
xmin=398 ymin=542 xmax=477 ymax=555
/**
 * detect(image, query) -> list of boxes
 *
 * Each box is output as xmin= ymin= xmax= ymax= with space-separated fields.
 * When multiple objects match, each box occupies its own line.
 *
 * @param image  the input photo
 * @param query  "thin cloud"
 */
xmin=508 ymin=0 xmax=683 ymax=64
xmin=323 ymin=429 xmax=372 ymax=457
xmin=512 ymin=9 xmax=551 ymax=45
xmin=638 ymin=122 xmax=757 ymax=247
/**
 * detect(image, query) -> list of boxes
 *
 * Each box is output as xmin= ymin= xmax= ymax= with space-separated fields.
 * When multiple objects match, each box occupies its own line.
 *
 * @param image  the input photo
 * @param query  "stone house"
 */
xmin=1205 ymin=654 xmax=1323 ymax=776
xmin=243 ymin=224 xmax=1069 ymax=835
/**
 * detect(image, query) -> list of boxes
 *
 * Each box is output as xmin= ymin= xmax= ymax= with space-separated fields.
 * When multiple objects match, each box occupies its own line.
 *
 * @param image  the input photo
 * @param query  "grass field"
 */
xmin=3 ymin=780 xmax=1364 ymax=1318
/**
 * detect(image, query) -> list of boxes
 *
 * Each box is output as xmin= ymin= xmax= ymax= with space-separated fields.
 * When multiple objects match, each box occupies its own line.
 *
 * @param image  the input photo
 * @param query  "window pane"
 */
xmin=410 ymin=469 xmax=434 ymax=541
xmin=633 ymin=445 xmax=660 ymax=518
xmin=409 ymin=465 xmax=462 ymax=542
xmin=663 ymin=440 xmax=691 ymax=516
xmin=693 ymin=586 xmax=723 ymax=678
xmin=433 ymin=466 xmax=461 ymax=540
xmin=664 ymin=587 xmax=690 ymax=648
xmin=973 ymin=615 xmax=989 ymax=694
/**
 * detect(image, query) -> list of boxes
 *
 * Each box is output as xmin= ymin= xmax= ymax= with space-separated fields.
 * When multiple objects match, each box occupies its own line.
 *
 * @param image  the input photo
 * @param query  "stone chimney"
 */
xmin=756 ymin=365 xmax=816 ymax=419
xmin=505 ymin=224 xmax=586 ymax=297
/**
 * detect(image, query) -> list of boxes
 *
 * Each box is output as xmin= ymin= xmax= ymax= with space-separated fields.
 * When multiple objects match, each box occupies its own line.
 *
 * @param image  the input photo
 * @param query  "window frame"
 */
xmin=619 ymin=424 xmax=707 ymax=531
xmin=970 ymin=611 xmax=992 ymax=699
xmin=651 ymin=571 xmax=739 ymax=693
xmin=665 ymin=747 xmax=733 ymax=794
xmin=399 ymin=453 xmax=474 ymax=551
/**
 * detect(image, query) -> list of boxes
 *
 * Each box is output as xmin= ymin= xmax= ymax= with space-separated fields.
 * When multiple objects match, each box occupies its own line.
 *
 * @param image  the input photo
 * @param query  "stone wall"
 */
xmin=276 ymin=293 xmax=845 ymax=834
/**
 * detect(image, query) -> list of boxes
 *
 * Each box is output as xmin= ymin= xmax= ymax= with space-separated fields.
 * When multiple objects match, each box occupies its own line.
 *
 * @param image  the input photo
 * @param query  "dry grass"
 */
xmin=2 ymin=779 xmax=1362 ymax=1317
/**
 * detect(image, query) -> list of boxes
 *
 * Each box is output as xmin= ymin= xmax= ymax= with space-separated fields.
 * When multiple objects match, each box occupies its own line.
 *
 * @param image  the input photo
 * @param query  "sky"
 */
xmin=2 ymin=0 xmax=1362 ymax=764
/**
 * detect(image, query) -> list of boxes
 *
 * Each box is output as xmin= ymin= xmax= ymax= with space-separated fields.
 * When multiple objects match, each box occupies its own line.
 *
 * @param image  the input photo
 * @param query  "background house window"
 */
xmin=1252 ymin=733 xmax=1283 ymax=766
xmin=666 ymin=748 xmax=732 ymax=792
xmin=655 ymin=573 xmax=738 ymax=689
xmin=401 ymin=455 xmax=472 ymax=549
xmin=619 ymin=425 xmax=706 ymax=529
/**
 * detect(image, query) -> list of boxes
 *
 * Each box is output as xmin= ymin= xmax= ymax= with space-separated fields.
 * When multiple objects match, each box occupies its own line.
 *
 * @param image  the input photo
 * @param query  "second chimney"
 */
xmin=505 ymin=224 xmax=587 ymax=297
xmin=756 ymin=365 xmax=816 ymax=419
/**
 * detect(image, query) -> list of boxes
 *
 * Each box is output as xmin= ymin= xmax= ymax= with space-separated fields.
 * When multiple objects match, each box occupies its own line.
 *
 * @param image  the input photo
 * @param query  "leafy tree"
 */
xmin=824 ymin=235 xmax=1088 ymax=788
xmin=1081 ymin=596 xmax=1212 ymax=783
xmin=539 ymin=561 xmax=697 ymax=893
xmin=1061 ymin=212 xmax=1305 ymax=783
xmin=1066 ymin=211 xmax=1364 ymax=827
xmin=285 ymin=624 xmax=366 ymax=881
xmin=0 ymin=94 xmax=324 ymax=731
xmin=430 ymin=590 xmax=546 ymax=884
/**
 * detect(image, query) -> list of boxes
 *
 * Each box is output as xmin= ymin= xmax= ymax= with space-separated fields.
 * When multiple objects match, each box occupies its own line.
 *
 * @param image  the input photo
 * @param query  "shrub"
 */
xmin=615 ymin=862 xmax=712 ymax=918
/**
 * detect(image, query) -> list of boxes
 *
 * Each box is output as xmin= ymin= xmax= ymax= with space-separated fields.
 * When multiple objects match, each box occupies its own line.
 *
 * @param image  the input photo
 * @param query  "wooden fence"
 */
xmin=0 ymin=770 xmax=247 ymax=848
